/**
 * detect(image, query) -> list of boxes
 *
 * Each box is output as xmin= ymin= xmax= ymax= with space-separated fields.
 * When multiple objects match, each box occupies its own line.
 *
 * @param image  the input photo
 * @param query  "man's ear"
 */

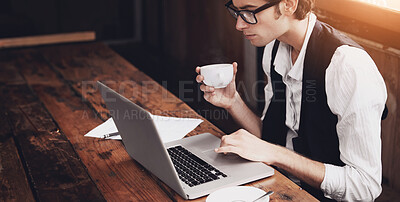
xmin=281 ymin=0 xmax=299 ymax=16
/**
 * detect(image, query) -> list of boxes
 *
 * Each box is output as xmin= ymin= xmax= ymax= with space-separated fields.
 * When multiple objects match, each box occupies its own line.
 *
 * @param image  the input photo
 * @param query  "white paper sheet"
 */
xmin=84 ymin=114 xmax=203 ymax=143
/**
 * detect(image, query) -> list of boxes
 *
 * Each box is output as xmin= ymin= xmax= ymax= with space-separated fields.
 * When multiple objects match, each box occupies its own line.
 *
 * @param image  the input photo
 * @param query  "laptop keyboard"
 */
xmin=167 ymin=145 xmax=227 ymax=187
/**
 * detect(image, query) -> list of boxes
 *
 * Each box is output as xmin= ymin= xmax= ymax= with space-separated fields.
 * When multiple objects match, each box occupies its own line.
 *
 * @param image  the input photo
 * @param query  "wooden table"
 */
xmin=0 ymin=42 xmax=317 ymax=201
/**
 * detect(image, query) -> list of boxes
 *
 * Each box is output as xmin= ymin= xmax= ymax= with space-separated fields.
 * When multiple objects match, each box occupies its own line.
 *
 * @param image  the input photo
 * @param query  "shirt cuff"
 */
xmin=320 ymin=164 xmax=346 ymax=200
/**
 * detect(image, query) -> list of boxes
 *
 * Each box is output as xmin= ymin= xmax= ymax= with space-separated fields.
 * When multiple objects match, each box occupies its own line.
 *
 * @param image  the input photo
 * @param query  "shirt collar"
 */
xmin=274 ymin=43 xmax=291 ymax=77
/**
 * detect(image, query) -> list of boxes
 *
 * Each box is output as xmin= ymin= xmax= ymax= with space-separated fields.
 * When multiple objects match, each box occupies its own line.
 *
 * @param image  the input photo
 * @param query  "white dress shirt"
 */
xmin=261 ymin=13 xmax=387 ymax=201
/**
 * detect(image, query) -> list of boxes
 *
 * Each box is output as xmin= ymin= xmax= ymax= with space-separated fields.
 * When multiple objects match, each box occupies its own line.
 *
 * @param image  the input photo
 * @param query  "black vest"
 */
xmin=261 ymin=20 xmax=387 ymax=201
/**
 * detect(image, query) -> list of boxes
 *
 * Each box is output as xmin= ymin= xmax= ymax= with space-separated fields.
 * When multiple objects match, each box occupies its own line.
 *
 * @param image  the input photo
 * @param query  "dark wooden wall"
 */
xmin=0 ymin=0 xmax=135 ymax=40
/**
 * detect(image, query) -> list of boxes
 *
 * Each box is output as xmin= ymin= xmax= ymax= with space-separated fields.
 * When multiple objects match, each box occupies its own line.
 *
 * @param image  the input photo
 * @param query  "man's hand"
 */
xmin=216 ymin=129 xmax=325 ymax=189
xmin=196 ymin=62 xmax=239 ymax=110
xmin=215 ymin=129 xmax=278 ymax=164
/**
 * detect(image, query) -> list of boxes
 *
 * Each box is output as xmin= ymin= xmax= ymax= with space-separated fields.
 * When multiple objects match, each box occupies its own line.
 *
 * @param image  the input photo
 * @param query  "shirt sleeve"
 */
xmin=321 ymin=45 xmax=387 ymax=201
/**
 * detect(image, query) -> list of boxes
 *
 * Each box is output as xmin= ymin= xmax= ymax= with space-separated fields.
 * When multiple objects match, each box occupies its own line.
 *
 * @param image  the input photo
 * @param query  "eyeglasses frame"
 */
xmin=225 ymin=0 xmax=281 ymax=24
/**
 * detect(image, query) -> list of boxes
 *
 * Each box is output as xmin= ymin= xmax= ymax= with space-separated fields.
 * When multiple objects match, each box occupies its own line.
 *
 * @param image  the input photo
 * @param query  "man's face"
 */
xmin=232 ymin=0 xmax=288 ymax=47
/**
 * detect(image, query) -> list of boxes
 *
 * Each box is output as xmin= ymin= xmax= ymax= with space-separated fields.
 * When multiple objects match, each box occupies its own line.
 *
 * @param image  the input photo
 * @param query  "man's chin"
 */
xmin=249 ymin=38 xmax=275 ymax=47
xmin=248 ymin=39 xmax=267 ymax=47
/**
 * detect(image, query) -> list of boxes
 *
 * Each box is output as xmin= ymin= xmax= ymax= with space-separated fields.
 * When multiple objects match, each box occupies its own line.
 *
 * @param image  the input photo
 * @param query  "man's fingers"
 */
xmin=215 ymin=145 xmax=240 ymax=155
xmin=196 ymin=75 xmax=204 ymax=83
xmin=203 ymin=93 xmax=210 ymax=101
xmin=219 ymin=135 xmax=229 ymax=147
xmin=200 ymin=84 xmax=215 ymax=93
xmin=221 ymin=134 xmax=240 ymax=146
xmin=232 ymin=62 xmax=238 ymax=81
xmin=233 ymin=62 xmax=238 ymax=75
xmin=196 ymin=66 xmax=201 ymax=74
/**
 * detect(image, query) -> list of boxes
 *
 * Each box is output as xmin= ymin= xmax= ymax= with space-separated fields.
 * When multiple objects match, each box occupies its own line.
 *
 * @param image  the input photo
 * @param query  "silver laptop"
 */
xmin=98 ymin=81 xmax=274 ymax=199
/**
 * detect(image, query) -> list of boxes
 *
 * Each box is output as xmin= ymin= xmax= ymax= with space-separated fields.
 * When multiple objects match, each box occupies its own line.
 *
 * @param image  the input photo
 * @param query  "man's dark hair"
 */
xmin=295 ymin=0 xmax=314 ymax=20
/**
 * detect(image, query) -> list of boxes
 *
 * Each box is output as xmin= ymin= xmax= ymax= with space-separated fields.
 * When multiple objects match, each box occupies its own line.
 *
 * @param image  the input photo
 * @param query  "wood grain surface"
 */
xmin=0 ymin=96 xmax=35 ymax=202
xmin=0 ymin=42 xmax=318 ymax=201
xmin=0 ymin=50 xmax=105 ymax=201
xmin=0 ymin=51 xmax=34 ymax=202
xmin=15 ymin=47 xmax=171 ymax=201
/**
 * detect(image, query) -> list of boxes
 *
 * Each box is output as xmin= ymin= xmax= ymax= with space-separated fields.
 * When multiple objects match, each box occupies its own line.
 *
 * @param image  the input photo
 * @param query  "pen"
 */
xmin=102 ymin=132 xmax=119 ymax=139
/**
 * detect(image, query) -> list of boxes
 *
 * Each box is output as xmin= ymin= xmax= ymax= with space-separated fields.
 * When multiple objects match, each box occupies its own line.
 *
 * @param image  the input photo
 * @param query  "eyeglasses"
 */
xmin=225 ymin=0 xmax=281 ymax=24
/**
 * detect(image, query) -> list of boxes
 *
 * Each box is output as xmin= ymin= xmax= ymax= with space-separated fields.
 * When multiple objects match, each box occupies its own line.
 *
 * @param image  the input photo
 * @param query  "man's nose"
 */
xmin=235 ymin=16 xmax=248 ymax=31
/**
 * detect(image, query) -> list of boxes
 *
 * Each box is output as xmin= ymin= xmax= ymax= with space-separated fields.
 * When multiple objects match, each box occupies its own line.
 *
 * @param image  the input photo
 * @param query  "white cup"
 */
xmin=200 ymin=64 xmax=234 ymax=88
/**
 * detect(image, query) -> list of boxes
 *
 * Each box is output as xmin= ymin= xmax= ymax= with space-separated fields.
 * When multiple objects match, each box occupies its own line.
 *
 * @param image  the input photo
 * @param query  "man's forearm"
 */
xmin=271 ymin=145 xmax=325 ymax=189
xmin=226 ymin=92 xmax=262 ymax=138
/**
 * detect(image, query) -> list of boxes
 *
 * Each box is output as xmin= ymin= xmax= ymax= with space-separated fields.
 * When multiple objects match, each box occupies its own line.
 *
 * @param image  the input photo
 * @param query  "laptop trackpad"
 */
xmin=201 ymin=149 xmax=250 ymax=166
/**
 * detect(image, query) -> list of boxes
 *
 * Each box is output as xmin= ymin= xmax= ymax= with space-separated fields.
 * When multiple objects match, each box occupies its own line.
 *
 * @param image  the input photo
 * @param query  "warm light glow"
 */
xmin=357 ymin=0 xmax=387 ymax=6
xmin=356 ymin=0 xmax=400 ymax=11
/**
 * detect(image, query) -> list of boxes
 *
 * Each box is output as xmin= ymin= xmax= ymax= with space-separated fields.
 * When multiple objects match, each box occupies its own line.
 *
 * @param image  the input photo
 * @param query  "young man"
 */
xmin=195 ymin=0 xmax=387 ymax=201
